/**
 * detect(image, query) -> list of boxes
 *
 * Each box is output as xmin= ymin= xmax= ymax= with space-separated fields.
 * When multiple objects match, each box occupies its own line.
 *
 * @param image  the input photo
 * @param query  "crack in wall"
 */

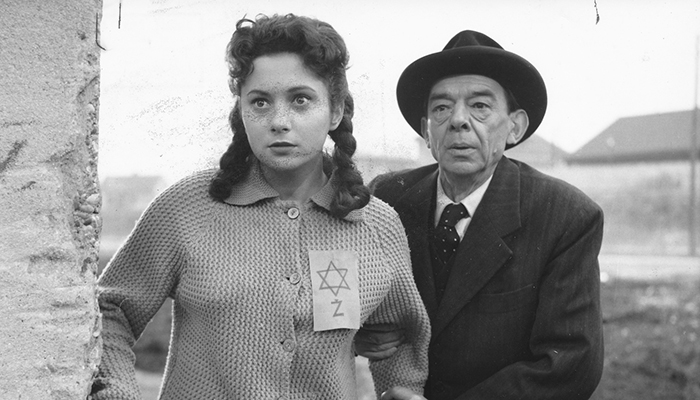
xmin=0 ymin=139 xmax=27 ymax=175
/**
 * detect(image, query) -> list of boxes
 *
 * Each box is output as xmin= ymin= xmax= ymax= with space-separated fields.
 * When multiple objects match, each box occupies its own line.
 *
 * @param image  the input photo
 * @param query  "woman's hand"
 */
xmin=380 ymin=386 xmax=427 ymax=400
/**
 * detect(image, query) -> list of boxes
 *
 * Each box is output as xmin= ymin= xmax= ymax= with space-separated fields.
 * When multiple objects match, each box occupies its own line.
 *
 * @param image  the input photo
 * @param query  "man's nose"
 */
xmin=449 ymin=103 xmax=471 ymax=131
xmin=270 ymin=106 xmax=291 ymax=133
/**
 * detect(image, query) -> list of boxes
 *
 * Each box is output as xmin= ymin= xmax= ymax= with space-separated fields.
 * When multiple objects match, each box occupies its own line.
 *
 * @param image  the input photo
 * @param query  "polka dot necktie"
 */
xmin=432 ymin=203 xmax=468 ymax=303
xmin=433 ymin=203 xmax=469 ymax=265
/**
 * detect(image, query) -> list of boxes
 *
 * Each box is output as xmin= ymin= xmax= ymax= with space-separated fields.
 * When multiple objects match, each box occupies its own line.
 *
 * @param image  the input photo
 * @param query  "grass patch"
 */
xmin=592 ymin=277 xmax=700 ymax=399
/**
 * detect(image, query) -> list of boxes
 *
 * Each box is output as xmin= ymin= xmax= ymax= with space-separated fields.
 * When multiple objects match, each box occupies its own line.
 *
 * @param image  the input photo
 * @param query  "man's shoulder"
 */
xmin=369 ymin=164 xmax=437 ymax=199
xmin=509 ymin=159 xmax=602 ymax=215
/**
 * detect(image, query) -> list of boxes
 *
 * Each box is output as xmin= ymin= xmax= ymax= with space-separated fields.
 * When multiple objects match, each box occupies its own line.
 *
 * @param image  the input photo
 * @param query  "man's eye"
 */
xmin=431 ymin=104 xmax=451 ymax=121
xmin=472 ymin=102 xmax=487 ymax=109
xmin=432 ymin=104 xmax=450 ymax=114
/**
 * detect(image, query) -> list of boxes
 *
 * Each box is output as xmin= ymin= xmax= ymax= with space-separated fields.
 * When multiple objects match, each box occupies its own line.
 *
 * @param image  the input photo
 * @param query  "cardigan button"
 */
xmin=282 ymin=338 xmax=296 ymax=352
xmin=289 ymin=272 xmax=301 ymax=285
xmin=287 ymin=207 xmax=300 ymax=219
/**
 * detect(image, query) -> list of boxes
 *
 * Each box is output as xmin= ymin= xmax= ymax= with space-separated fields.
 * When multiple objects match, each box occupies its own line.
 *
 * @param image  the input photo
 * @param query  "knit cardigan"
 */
xmin=94 ymin=165 xmax=430 ymax=399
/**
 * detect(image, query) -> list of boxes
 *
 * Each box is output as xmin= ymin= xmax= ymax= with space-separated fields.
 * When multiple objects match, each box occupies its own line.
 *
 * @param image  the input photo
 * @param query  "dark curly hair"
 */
xmin=208 ymin=14 xmax=369 ymax=219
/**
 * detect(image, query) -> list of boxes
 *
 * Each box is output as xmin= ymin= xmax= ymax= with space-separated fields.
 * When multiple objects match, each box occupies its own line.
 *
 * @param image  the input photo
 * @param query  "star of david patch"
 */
xmin=317 ymin=261 xmax=351 ymax=296
xmin=309 ymin=250 xmax=360 ymax=331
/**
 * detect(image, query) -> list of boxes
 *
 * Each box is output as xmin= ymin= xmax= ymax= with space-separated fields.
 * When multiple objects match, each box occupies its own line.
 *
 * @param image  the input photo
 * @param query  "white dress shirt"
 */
xmin=434 ymin=174 xmax=493 ymax=239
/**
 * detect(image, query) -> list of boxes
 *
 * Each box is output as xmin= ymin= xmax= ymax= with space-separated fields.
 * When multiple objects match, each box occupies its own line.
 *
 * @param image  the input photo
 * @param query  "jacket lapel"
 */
xmin=432 ymin=158 xmax=523 ymax=339
xmin=394 ymin=169 xmax=440 ymax=320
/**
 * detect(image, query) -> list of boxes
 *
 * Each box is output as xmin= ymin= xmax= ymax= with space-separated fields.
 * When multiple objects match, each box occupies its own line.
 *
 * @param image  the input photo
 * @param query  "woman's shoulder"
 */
xmin=149 ymin=168 xmax=218 ymax=211
xmin=361 ymin=195 xmax=404 ymax=231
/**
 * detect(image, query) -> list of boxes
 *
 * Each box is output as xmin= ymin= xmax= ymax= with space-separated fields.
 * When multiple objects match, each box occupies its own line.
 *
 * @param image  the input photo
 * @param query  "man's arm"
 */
xmin=355 ymin=323 xmax=405 ymax=360
xmin=381 ymin=386 xmax=427 ymax=400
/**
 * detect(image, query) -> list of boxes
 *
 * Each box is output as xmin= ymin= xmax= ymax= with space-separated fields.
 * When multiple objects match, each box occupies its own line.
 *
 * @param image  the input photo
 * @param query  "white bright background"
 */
xmin=98 ymin=0 xmax=700 ymax=182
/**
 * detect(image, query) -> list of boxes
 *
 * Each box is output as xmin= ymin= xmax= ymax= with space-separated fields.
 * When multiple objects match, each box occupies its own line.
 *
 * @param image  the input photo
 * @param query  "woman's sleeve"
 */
xmin=365 ymin=207 xmax=431 ymax=397
xmin=92 ymin=188 xmax=188 ymax=399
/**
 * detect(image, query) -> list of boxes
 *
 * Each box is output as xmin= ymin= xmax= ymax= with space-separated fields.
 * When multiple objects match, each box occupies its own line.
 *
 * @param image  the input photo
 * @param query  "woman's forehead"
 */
xmin=242 ymin=53 xmax=327 ymax=93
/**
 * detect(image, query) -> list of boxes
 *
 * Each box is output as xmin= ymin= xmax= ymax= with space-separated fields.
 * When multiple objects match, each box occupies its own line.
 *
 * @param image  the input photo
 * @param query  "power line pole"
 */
xmin=690 ymin=36 xmax=699 ymax=256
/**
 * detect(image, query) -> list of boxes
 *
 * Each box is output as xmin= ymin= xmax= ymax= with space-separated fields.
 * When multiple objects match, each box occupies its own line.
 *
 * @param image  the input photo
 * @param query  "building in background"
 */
xmin=567 ymin=109 xmax=700 ymax=165
xmin=564 ymin=108 xmax=700 ymax=255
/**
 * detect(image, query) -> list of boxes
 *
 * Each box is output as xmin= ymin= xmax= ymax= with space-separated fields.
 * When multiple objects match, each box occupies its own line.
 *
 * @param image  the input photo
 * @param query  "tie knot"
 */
xmin=438 ymin=203 xmax=468 ymax=227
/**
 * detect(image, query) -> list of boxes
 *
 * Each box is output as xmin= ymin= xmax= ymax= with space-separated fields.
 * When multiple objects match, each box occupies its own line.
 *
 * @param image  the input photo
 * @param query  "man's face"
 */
xmin=421 ymin=75 xmax=527 ymax=186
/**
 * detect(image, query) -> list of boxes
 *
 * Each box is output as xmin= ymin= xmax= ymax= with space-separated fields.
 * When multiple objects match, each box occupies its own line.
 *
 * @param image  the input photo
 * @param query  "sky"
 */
xmin=98 ymin=0 xmax=700 ymax=181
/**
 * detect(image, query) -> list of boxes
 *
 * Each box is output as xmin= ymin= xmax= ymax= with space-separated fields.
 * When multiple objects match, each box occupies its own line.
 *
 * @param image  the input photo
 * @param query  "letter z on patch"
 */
xmin=309 ymin=250 xmax=360 ymax=331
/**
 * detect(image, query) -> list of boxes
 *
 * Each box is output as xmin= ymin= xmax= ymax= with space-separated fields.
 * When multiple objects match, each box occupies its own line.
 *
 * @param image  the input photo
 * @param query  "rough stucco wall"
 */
xmin=0 ymin=0 xmax=103 ymax=398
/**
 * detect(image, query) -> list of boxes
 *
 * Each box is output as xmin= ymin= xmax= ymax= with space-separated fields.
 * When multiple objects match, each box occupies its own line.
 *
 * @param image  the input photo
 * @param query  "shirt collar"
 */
xmin=223 ymin=161 xmax=365 ymax=222
xmin=434 ymin=173 xmax=493 ymax=226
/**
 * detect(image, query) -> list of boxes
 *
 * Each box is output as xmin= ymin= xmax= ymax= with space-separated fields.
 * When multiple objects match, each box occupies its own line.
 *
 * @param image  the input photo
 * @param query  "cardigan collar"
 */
xmin=223 ymin=161 xmax=365 ymax=222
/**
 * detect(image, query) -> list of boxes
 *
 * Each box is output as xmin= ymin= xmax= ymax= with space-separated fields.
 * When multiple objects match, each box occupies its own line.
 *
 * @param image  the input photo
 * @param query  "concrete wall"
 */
xmin=0 ymin=0 xmax=103 ymax=398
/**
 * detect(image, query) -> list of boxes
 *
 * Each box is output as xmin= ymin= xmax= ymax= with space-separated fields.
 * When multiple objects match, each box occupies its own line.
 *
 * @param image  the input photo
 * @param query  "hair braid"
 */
xmin=328 ymin=96 xmax=370 ymax=218
xmin=208 ymin=107 xmax=252 ymax=201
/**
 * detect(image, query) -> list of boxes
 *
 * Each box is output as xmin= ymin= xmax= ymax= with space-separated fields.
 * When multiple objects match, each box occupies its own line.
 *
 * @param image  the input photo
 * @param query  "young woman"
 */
xmin=93 ymin=14 xmax=429 ymax=400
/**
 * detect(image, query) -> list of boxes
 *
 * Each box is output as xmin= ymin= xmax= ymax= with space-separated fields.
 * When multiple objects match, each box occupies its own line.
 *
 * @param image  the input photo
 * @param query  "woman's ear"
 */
xmin=330 ymin=103 xmax=344 ymax=131
xmin=506 ymin=109 xmax=529 ymax=146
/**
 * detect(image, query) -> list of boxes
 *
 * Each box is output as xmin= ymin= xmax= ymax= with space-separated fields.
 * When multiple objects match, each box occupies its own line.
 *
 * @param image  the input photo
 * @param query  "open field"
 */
xmin=592 ymin=274 xmax=700 ymax=399
xmin=129 ymin=256 xmax=700 ymax=399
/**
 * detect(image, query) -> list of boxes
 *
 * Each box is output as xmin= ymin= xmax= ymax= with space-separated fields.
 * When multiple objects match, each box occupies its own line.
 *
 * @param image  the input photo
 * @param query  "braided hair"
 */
xmin=209 ymin=14 xmax=369 ymax=219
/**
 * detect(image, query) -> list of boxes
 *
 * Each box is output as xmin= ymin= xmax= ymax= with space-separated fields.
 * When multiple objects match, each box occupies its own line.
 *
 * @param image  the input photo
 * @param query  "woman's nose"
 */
xmin=270 ymin=106 xmax=291 ymax=133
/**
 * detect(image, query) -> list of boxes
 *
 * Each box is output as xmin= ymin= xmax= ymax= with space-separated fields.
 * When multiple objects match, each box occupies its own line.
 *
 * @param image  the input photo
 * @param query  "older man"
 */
xmin=362 ymin=31 xmax=604 ymax=400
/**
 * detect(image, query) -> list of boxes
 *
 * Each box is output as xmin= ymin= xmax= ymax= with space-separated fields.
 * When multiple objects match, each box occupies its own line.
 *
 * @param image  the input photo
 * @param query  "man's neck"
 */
xmin=438 ymin=169 xmax=492 ymax=203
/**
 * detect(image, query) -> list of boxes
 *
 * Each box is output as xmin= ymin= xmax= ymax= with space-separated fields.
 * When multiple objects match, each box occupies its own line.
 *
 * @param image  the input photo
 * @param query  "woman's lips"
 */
xmin=269 ymin=141 xmax=296 ymax=153
xmin=270 ymin=141 xmax=295 ymax=148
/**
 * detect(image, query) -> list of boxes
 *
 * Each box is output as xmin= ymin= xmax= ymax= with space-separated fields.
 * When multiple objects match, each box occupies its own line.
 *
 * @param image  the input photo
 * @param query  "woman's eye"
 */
xmin=294 ymin=95 xmax=310 ymax=105
xmin=253 ymin=99 xmax=268 ymax=108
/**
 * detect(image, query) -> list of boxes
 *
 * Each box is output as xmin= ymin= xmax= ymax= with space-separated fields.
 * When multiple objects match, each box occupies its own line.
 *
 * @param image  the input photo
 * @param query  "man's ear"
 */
xmin=506 ymin=109 xmax=529 ymax=146
xmin=330 ymin=103 xmax=344 ymax=131
xmin=420 ymin=117 xmax=431 ymax=148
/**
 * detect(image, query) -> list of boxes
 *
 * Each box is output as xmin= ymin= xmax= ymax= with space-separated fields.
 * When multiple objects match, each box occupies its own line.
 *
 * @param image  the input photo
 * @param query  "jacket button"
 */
xmin=287 ymin=207 xmax=300 ymax=219
xmin=282 ymin=338 xmax=296 ymax=352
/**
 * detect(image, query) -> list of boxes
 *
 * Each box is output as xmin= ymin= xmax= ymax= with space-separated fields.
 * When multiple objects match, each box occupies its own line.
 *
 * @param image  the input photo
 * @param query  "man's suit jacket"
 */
xmin=371 ymin=157 xmax=604 ymax=400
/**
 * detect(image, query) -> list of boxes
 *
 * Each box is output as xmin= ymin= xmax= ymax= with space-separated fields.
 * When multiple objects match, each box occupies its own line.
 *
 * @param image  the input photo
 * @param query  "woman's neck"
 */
xmin=260 ymin=160 xmax=328 ymax=204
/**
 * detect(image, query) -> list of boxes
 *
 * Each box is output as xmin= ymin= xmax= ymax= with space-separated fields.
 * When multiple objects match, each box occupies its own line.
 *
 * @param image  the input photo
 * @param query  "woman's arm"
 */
xmin=364 ymin=206 xmax=430 ymax=398
xmin=92 ymin=184 xmax=190 ymax=399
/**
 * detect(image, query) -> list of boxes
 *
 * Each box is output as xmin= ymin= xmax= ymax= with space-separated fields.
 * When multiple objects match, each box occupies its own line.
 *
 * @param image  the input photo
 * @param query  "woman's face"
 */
xmin=240 ymin=52 xmax=342 ymax=177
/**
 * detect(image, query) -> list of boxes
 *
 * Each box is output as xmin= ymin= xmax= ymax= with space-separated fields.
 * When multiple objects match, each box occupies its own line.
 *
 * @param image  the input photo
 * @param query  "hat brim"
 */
xmin=396 ymin=46 xmax=547 ymax=149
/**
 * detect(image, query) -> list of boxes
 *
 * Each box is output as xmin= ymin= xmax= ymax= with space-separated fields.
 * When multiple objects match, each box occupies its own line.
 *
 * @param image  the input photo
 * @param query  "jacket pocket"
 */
xmin=473 ymin=284 xmax=537 ymax=314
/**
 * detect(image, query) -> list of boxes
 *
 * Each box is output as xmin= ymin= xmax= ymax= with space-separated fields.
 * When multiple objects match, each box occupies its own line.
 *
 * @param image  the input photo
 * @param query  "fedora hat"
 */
xmin=396 ymin=30 xmax=547 ymax=148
